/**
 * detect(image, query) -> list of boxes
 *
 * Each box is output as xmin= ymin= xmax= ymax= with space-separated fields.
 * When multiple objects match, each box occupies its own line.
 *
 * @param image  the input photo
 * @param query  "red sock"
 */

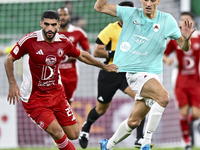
xmin=55 ymin=134 xmax=76 ymax=150
xmin=180 ymin=116 xmax=191 ymax=144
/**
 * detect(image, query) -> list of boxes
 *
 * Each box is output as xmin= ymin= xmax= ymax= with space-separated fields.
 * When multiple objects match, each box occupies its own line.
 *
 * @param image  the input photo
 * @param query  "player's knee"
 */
xmin=127 ymin=118 xmax=140 ymax=129
xmin=96 ymin=106 xmax=108 ymax=115
xmin=157 ymin=92 xmax=170 ymax=107
xmin=192 ymin=113 xmax=200 ymax=120
xmin=68 ymin=131 xmax=79 ymax=140
xmin=48 ymin=129 xmax=65 ymax=140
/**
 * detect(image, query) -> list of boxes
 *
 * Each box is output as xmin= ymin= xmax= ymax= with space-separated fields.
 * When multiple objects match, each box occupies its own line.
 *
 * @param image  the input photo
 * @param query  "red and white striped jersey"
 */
xmin=10 ymin=30 xmax=81 ymax=102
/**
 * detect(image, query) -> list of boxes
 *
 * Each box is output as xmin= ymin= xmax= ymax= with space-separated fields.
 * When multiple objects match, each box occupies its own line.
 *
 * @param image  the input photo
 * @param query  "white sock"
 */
xmin=106 ymin=118 xmax=133 ymax=150
xmin=142 ymin=102 xmax=165 ymax=146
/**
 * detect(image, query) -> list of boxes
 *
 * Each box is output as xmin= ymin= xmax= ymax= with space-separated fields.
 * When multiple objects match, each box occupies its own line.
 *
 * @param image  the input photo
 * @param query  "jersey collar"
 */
xmin=36 ymin=29 xmax=62 ymax=42
xmin=141 ymin=9 xmax=158 ymax=23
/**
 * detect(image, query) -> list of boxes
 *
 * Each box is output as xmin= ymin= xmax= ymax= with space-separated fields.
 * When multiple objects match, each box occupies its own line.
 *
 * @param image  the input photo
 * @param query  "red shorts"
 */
xmin=22 ymin=91 xmax=77 ymax=130
xmin=59 ymin=62 xmax=78 ymax=103
xmin=175 ymin=86 xmax=200 ymax=108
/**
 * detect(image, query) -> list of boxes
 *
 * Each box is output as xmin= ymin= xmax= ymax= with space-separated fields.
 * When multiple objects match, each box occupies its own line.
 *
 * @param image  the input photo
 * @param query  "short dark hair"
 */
xmin=64 ymin=1 xmax=72 ymax=6
xmin=118 ymin=1 xmax=134 ymax=7
xmin=181 ymin=12 xmax=194 ymax=19
xmin=41 ymin=10 xmax=60 ymax=21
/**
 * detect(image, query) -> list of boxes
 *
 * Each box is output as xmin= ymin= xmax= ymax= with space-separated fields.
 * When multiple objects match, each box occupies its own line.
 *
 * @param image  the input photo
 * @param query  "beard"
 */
xmin=42 ymin=29 xmax=57 ymax=40
xmin=60 ymin=20 xmax=69 ymax=28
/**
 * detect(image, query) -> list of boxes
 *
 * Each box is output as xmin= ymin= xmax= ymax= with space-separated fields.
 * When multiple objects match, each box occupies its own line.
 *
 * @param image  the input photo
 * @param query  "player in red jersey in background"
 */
xmin=57 ymin=7 xmax=91 ymax=105
xmin=4 ymin=10 xmax=118 ymax=150
xmin=163 ymin=12 xmax=200 ymax=150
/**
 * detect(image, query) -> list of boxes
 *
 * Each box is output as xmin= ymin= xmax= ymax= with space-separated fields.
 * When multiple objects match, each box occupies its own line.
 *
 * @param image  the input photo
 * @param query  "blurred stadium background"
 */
xmin=0 ymin=0 xmax=200 ymax=149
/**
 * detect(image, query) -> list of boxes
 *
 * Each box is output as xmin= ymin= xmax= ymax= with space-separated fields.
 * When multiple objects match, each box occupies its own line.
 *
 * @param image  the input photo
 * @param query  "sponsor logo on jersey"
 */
xmin=130 ymin=50 xmax=148 ymax=56
xmin=45 ymin=55 xmax=57 ymax=65
xmin=36 ymin=49 xmax=44 ymax=55
xmin=133 ymin=20 xmax=142 ymax=26
xmin=153 ymin=23 xmax=160 ymax=32
xmin=57 ymin=48 xmax=64 ymax=57
xmin=120 ymin=42 xmax=131 ymax=52
xmin=132 ymin=35 xmax=149 ymax=44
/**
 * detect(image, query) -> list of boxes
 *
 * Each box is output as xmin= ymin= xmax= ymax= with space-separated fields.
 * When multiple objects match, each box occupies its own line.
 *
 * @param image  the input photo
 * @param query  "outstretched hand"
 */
xmin=180 ymin=20 xmax=196 ymax=40
xmin=103 ymin=64 xmax=119 ymax=73
xmin=7 ymin=83 xmax=21 ymax=105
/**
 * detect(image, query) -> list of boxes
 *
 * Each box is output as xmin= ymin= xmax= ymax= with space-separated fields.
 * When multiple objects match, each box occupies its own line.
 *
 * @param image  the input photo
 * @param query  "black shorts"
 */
xmin=97 ymin=69 xmax=128 ymax=104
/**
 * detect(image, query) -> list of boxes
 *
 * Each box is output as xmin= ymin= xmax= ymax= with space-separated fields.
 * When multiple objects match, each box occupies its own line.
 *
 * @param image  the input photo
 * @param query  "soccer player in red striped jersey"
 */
xmin=57 ymin=7 xmax=91 ymax=105
xmin=164 ymin=12 xmax=200 ymax=150
xmin=4 ymin=10 xmax=118 ymax=150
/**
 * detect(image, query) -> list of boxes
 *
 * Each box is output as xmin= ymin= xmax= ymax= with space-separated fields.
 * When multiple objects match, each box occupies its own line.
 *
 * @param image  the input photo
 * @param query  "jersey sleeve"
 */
xmin=164 ymin=39 xmax=176 ymax=55
xmin=65 ymin=40 xmax=81 ymax=57
xmin=10 ymin=38 xmax=28 ymax=60
xmin=165 ymin=14 xmax=181 ymax=40
xmin=97 ymin=23 xmax=113 ymax=45
xmin=78 ymin=30 xmax=90 ymax=51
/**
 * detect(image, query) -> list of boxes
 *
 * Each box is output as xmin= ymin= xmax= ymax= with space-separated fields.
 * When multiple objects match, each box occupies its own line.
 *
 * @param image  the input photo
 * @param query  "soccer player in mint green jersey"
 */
xmin=94 ymin=0 xmax=196 ymax=150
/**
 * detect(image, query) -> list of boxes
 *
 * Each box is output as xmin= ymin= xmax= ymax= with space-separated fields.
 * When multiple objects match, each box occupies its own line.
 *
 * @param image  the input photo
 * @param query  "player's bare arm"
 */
xmin=94 ymin=0 xmax=117 ymax=17
xmin=176 ymin=20 xmax=196 ymax=51
xmin=68 ymin=49 xmax=91 ymax=61
xmin=77 ymin=51 xmax=118 ymax=72
xmin=4 ymin=53 xmax=21 ymax=105
xmin=163 ymin=54 xmax=174 ymax=66
xmin=93 ymin=44 xmax=108 ymax=58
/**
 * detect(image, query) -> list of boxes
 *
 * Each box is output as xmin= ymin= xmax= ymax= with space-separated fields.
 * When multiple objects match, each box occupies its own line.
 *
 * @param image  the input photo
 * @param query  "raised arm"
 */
xmin=175 ymin=20 xmax=196 ymax=51
xmin=94 ymin=0 xmax=117 ymax=17
xmin=77 ymin=51 xmax=118 ymax=72
xmin=4 ymin=53 xmax=21 ymax=105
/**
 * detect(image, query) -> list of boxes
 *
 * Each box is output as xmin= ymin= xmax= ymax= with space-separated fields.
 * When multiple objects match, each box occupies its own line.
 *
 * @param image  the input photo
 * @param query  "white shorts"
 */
xmin=126 ymin=72 xmax=163 ymax=108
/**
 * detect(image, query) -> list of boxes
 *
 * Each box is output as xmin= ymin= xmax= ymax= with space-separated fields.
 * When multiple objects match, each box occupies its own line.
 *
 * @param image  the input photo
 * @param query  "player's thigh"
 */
xmin=179 ymin=105 xmax=190 ymax=116
xmin=191 ymin=106 xmax=200 ymax=120
xmin=175 ymin=87 xmax=189 ymax=108
xmin=189 ymin=86 xmax=200 ymax=119
xmin=53 ymin=95 xmax=78 ymax=138
xmin=124 ymin=86 xmax=136 ymax=99
xmin=128 ymin=100 xmax=150 ymax=128
xmin=62 ymin=123 xmax=79 ymax=140
xmin=119 ymin=73 xmax=136 ymax=99
xmin=22 ymin=101 xmax=56 ymax=130
xmin=140 ymin=78 xmax=169 ymax=104
xmin=62 ymin=81 xmax=77 ymax=100
xmin=97 ymin=70 xmax=121 ymax=103
xmin=45 ymin=119 xmax=65 ymax=140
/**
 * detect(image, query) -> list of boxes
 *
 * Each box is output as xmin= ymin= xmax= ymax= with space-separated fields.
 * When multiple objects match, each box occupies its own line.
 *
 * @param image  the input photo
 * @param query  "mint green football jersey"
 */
xmin=113 ymin=6 xmax=181 ymax=74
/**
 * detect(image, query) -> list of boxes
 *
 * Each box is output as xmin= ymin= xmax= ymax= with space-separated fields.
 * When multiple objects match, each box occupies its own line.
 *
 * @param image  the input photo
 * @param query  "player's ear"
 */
xmin=157 ymin=0 xmax=161 ymax=5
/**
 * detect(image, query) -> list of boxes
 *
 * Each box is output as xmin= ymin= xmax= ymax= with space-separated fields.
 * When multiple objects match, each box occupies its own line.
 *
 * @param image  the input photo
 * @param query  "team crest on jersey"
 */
xmin=57 ymin=48 xmax=64 ymax=57
xmin=39 ymin=121 xmax=44 ymax=128
xmin=45 ymin=55 xmax=57 ymax=65
xmin=68 ymin=36 xmax=75 ymax=43
xmin=153 ymin=23 xmax=160 ymax=32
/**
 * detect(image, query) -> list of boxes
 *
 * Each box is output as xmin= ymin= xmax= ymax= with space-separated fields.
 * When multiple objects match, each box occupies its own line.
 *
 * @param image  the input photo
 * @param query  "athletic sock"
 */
xmin=82 ymin=106 xmax=101 ymax=132
xmin=136 ymin=118 xmax=145 ymax=139
xmin=180 ymin=115 xmax=191 ymax=145
xmin=55 ymin=134 xmax=76 ymax=150
xmin=142 ymin=102 xmax=165 ymax=146
xmin=106 ymin=118 xmax=133 ymax=150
